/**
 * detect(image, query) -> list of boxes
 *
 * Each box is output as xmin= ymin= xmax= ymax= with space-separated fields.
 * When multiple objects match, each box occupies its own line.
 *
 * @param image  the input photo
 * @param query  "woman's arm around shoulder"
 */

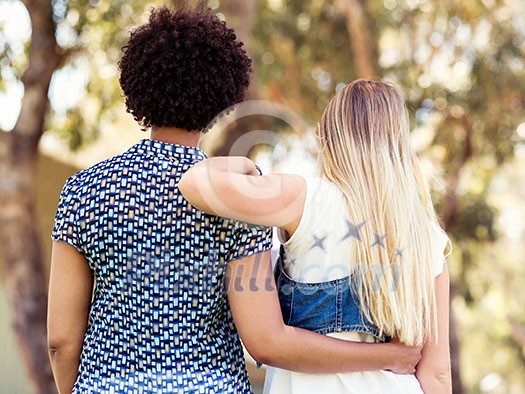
xmin=415 ymin=263 xmax=452 ymax=393
xmin=178 ymin=156 xmax=306 ymax=233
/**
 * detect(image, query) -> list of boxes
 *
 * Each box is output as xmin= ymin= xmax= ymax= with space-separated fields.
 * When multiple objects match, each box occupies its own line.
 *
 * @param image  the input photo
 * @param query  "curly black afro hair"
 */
xmin=118 ymin=3 xmax=252 ymax=132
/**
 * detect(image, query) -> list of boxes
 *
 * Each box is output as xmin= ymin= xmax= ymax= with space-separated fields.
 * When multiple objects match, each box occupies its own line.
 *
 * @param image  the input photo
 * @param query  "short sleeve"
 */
xmin=228 ymin=221 xmax=273 ymax=262
xmin=51 ymin=177 xmax=83 ymax=253
xmin=430 ymin=223 xmax=450 ymax=277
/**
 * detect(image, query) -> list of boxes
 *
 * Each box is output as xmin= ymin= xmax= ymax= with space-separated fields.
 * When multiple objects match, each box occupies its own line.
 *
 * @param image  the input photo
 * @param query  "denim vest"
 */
xmin=275 ymin=246 xmax=387 ymax=341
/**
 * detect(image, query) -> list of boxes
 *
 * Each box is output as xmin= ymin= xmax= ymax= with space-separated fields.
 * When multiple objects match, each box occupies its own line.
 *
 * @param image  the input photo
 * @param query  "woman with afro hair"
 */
xmin=48 ymin=2 xmax=422 ymax=393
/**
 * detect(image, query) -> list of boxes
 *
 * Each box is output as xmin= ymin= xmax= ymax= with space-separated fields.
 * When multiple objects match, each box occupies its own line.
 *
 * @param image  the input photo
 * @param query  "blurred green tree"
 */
xmin=0 ymin=0 xmax=62 ymax=391
xmin=0 ymin=0 xmax=157 ymax=391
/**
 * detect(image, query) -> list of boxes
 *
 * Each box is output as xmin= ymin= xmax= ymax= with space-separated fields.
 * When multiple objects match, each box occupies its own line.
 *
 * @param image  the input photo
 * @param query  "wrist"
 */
xmin=382 ymin=342 xmax=398 ymax=370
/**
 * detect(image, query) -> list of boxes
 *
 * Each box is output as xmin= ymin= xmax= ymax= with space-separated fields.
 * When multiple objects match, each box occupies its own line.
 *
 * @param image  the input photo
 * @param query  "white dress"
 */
xmin=263 ymin=176 xmax=449 ymax=394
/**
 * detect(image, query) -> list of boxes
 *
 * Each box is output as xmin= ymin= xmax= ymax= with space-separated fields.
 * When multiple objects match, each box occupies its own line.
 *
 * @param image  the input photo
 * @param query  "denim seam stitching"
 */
xmin=312 ymin=325 xmax=384 ymax=339
xmin=287 ymin=284 xmax=295 ymax=325
xmin=335 ymin=284 xmax=341 ymax=331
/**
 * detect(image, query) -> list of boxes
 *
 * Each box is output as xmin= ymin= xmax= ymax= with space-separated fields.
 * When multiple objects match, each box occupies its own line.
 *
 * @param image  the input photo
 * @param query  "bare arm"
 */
xmin=178 ymin=157 xmax=305 ymax=234
xmin=415 ymin=263 xmax=452 ymax=393
xmin=48 ymin=241 xmax=93 ymax=393
xmin=227 ymin=251 xmax=422 ymax=374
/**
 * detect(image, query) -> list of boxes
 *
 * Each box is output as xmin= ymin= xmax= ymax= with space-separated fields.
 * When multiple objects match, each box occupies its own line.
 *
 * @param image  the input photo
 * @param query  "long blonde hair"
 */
xmin=316 ymin=79 xmax=444 ymax=345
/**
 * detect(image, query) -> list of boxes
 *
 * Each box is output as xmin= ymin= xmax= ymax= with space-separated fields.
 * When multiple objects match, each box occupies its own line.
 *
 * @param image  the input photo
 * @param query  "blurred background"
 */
xmin=0 ymin=0 xmax=524 ymax=393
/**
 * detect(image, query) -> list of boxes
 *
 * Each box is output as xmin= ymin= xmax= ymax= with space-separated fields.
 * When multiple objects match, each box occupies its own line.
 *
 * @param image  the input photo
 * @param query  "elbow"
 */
xmin=178 ymin=169 xmax=204 ymax=205
xmin=435 ymin=367 xmax=452 ymax=388
xmin=178 ymin=172 xmax=193 ymax=197
xmin=48 ymin=345 xmax=61 ymax=363
xmin=48 ymin=332 xmax=78 ymax=360
xmin=248 ymin=347 xmax=277 ymax=367
xmin=243 ymin=337 xmax=283 ymax=367
xmin=244 ymin=341 xmax=271 ymax=365
xmin=429 ymin=367 xmax=451 ymax=386
xmin=416 ymin=366 xmax=452 ymax=393
xmin=47 ymin=335 xmax=66 ymax=359
xmin=248 ymin=349 xmax=269 ymax=366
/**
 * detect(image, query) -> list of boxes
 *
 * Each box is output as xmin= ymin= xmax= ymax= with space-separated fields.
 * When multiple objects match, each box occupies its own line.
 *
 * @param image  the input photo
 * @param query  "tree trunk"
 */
xmin=333 ymin=0 xmax=379 ymax=79
xmin=0 ymin=0 xmax=61 ymax=392
xmin=439 ymin=114 xmax=473 ymax=394
xmin=210 ymin=0 xmax=268 ymax=157
xmin=448 ymin=283 xmax=464 ymax=394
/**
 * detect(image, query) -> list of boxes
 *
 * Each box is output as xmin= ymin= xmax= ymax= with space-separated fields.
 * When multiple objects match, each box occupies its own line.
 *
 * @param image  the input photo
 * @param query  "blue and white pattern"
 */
xmin=52 ymin=139 xmax=272 ymax=393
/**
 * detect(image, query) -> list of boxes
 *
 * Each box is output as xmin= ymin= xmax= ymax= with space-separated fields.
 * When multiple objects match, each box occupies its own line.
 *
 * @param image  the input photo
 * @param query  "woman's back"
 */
xmin=264 ymin=175 xmax=448 ymax=394
xmin=52 ymin=139 xmax=272 ymax=392
xmin=277 ymin=177 xmax=352 ymax=282
xmin=279 ymin=176 xmax=448 ymax=282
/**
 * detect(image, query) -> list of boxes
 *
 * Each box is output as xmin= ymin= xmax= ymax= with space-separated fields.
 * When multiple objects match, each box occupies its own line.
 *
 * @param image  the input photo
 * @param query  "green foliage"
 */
xmin=5 ymin=0 xmax=525 ymax=391
xmin=251 ymin=1 xmax=525 ymax=391
xmin=42 ymin=0 xmax=165 ymax=149
xmin=253 ymin=0 xmax=356 ymax=122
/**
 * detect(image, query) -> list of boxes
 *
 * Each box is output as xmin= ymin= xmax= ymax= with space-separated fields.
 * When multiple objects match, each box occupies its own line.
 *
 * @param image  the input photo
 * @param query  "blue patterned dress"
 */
xmin=52 ymin=139 xmax=272 ymax=393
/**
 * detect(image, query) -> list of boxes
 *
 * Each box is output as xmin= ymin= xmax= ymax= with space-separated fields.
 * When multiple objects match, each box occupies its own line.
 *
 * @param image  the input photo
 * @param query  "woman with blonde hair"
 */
xmin=179 ymin=79 xmax=451 ymax=393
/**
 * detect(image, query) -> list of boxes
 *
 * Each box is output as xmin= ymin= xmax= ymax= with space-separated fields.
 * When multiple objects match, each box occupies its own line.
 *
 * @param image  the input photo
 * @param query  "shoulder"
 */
xmin=301 ymin=175 xmax=343 ymax=206
xmin=62 ymin=151 xmax=132 ymax=192
xmin=429 ymin=222 xmax=449 ymax=250
xmin=278 ymin=175 xmax=342 ymax=243
xmin=428 ymin=221 xmax=450 ymax=277
xmin=279 ymin=175 xmax=344 ymax=220
xmin=275 ymin=173 xmax=307 ymax=195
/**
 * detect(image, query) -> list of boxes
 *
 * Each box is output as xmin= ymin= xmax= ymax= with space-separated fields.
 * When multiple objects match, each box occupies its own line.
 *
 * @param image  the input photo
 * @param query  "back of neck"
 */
xmin=150 ymin=126 xmax=202 ymax=147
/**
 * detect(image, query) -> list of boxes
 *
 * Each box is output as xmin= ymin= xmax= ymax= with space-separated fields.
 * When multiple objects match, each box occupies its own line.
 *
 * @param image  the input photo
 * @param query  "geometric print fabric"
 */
xmin=52 ymin=139 xmax=273 ymax=393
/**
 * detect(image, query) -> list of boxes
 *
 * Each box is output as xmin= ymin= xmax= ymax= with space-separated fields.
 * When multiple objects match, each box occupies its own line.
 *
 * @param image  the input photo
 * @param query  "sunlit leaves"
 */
xmin=43 ymin=0 xmax=164 ymax=149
